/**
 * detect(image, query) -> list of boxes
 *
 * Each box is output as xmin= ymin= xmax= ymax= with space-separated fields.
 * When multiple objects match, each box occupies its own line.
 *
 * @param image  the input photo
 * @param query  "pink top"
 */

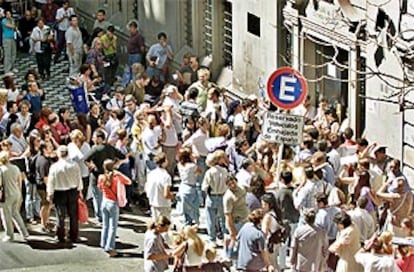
xmin=98 ymin=172 xmax=130 ymax=202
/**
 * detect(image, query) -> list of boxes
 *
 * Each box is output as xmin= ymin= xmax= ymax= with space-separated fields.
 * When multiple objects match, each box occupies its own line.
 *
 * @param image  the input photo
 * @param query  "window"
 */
xmin=223 ymin=1 xmax=232 ymax=67
xmin=185 ymin=0 xmax=193 ymax=47
xmin=247 ymin=12 xmax=260 ymax=37
xmin=204 ymin=0 xmax=213 ymax=55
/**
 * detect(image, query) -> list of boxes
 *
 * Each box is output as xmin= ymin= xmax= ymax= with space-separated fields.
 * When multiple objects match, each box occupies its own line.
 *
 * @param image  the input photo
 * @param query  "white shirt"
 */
xmin=106 ymin=98 xmax=124 ymax=111
xmin=17 ymin=112 xmax=31 ymax=134
xmin=108 ymin=119 xmax=123 ymax=144
xmin=30 ymin=25 xmax=53 ymax=53
xmin=142 ymin=126 xmax=162 ymax=156
xmin=8 ymin=134 xmax=27 ymax=155
xmin=7 ymin=88 xmax=20 ymax=102
xmin=47 ymin=158 xmax=83 ymax=195
xmin=233 ymin=113 xmax=245 ymax=127
xmin=162 ymin=123 xmax=178 ymax=147
xmin=183 ymin=129 xmax=208 ymax=157
xmin=236 ymin=168 xmax=252 ymax=189
xmin=201 ymin=165 xmax=229 ymax=195
xmin=56 ymin=7 xmax=74 ymax=31
xmin=347 ymin=208 xmax=376 ymax=243
xmin=145 ymin=167 xmax=172 ymax=207
xmin=328 ymin=148 xmax=341 ymax=176
xmin=67 ymin=142 xmax=90 ymax=178
xmin=355 ymin=252 xmax=401 ymax=272
xmin=292 ymin=105 xmax=316 ymax=120
xmin=184 ymin=240 xmax=204 ymax=267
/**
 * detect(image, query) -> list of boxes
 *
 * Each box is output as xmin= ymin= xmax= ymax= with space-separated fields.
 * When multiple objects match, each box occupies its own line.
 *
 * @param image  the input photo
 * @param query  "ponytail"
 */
xmin=147 ymin=216 xmax=171 ymax=231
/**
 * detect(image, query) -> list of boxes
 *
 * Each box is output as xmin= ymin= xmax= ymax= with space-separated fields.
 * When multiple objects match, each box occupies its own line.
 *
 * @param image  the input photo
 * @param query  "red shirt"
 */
xmin=397 ymin=254 xmax=414 ymax=272
xmin=98 ymin=172 xmax=130 ymax=201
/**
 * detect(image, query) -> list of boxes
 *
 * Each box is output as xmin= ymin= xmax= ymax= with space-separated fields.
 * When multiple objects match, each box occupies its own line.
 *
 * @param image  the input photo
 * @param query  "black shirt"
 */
xmin=83 ymin=143 xmax=125 ymax=176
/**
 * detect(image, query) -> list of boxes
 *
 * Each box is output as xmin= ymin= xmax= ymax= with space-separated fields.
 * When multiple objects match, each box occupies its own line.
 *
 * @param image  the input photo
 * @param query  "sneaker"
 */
xmin=2 ymin=236 xmax=13 ymax=242
xmin=27 ymin=218 xmax=38 ymax=225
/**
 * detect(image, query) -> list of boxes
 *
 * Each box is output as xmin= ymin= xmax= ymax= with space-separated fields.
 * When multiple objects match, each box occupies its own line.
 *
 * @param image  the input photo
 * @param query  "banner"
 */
xmin=262 ymin=112 xmax=304 ymax=145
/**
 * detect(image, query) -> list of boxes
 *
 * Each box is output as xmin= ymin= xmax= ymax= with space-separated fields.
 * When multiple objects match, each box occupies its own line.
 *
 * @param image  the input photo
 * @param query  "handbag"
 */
xmin=77 ymin=196 xmax=89 ymax=223
xmin=40 ymin=41 xmax=51 ymax=52
xmin=0 ymin=169 xmax=4 ymax=203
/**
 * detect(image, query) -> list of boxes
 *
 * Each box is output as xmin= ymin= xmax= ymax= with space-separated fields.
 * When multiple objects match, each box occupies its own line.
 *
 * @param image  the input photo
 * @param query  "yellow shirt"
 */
xmin=100 ymin=33 xmax=117 ymax=56
xmin=131 ymin=123 xmax=143 ymax=151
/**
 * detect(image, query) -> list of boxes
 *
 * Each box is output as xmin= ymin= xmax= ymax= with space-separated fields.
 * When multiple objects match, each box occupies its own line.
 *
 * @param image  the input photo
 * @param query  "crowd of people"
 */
xmin=0 ymin=1 xmax=413 ymax=272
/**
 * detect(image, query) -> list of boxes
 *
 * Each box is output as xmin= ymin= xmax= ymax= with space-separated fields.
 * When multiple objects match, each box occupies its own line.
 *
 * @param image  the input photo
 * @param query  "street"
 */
xmin=0 ymin=209 xmax=149 ymax=271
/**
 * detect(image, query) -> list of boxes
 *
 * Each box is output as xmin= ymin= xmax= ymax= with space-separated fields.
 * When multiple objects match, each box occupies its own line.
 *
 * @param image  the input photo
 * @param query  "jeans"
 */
xmin=53 ymin=188 xmax=79 ymax=241
xmin=90 ymin=174 xmax=102 ymax=221
xmin=279 ymin=223 xmax=297 ymax=269
xmin=0 ymin=194 xmax=29 ymax=240
xmin=24 ymin=180 xmax=40 ymax=220
xmin=134 ymin=150 xmax=146 ymax=194
xmin=100 ymin=198 xmax=119 ymax=251
xmin=205 ymin=195 xmax=225 ymax=242
xmin=3 ymin=38 xmax=16 ymax=73
xmin=128 ymin=53 xmax=142 ymax=67
xmin=196 ymin=157 xmax=207 ymax=205
xmin=180 ymin=184 xmax=200 ymax=225
xmin=146 ymin=66 xmax=163 ymax=81
xmin=122 ymin=53 xmax=143 ymax=86
xmin=225 ymin=221 xmax=244 ymax=259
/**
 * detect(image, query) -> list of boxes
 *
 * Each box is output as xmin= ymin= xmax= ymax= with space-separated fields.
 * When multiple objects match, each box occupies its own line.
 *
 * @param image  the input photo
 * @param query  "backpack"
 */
xmin=267 ymin=213 xmax=291 ymax=252
xmin=27 ymin=154 xmax=39 ymax=184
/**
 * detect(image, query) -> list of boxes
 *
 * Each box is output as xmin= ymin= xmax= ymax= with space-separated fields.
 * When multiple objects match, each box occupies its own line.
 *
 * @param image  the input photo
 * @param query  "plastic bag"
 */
xmin=78 ymin=197 xmax=89 ymax=223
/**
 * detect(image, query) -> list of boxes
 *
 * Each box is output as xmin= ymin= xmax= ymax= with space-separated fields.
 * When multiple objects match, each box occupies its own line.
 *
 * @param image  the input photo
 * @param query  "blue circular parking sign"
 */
xmin=267 ymin=67 xmax=308 ymax=110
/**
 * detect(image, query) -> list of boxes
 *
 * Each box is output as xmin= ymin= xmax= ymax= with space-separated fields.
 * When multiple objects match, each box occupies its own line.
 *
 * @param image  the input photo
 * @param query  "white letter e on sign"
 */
xmin=279 ymin=76 xmax=297 ymax=101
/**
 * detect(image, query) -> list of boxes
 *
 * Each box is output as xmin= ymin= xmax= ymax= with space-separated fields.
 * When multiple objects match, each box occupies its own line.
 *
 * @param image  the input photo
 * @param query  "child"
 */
xmin=201 ymin=247 xmax=230 ymax=272
xmin=380 ymin=231 xmax=394 ymax=255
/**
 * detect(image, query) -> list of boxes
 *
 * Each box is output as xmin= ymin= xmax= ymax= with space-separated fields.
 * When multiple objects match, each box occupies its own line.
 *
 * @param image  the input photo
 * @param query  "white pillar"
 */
xmin=348 ymin=48 xmax=360 ymax=136
xmin=292 ymin=24 xmax=300 ymax=71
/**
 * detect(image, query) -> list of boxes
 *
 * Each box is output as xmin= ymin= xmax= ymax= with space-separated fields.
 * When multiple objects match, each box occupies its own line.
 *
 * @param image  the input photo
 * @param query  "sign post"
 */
xmin=265 ymin=67 xmax=308 ymax=186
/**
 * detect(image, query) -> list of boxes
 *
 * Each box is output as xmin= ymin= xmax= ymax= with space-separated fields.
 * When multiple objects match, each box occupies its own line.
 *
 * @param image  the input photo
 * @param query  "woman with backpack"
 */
xmin=97 ymin=159 xmax=131 ymax=257
xmin=261 ymin=192 xmax=284 ymax=271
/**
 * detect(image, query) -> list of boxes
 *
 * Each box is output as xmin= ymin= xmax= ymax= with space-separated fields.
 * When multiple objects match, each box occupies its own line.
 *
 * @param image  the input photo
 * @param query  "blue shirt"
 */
xmin=236 ymin=222 xmax=266 ymax=271
xmin=24 ymin=93 xmax=42 ymax=114
xmin=315 ymin=206 xmax=341 ymax=240
xmin=2 ymin=18 xmax=14 ymax=39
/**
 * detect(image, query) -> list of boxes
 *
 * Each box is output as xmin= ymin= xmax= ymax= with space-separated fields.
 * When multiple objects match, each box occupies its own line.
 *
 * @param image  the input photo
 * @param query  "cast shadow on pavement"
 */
xmin=80 ymin=230 xmax=138 ymax=251
xmin=117 ymin=223 xmax=147 ymax=234
xmin=25 ymin=239 xmax=76 ymax=250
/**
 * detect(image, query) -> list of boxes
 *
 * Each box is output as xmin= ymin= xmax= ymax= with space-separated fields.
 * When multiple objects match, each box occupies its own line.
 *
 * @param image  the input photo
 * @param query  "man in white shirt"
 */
xmin=347 ymin=196 xmax=376 ymax=244
xmin=145 ymin=152 xmax=174 ymax=220
xmin=47 ymin=145 xmax=83 ymax=243
xmin=236 ymin=158 xmax=254 ymax=189
xmin=65 ymin=14 xmax=83 ymax=76
xmin=54 ymin=0 xmax=74 ymax=63
xmin=183 ymin=117 xmax=209 ymax=203
xmin=142 ymin=114 xmax=163 ymax=170
xmin=8 ymin=123 xmax=28 ymax=157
